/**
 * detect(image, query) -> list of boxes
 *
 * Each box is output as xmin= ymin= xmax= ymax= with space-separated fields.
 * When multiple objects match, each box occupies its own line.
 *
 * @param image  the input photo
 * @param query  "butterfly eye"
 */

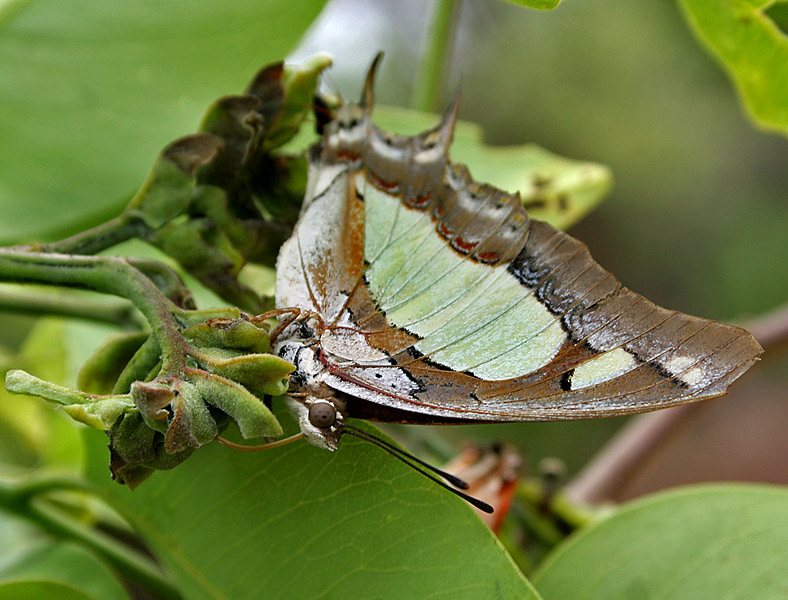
xmin=308 ymin=402 xmax=337 ymax=429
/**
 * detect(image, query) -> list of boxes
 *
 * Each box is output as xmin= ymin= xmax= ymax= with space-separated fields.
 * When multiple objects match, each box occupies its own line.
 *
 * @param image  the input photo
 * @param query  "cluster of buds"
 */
xmin=6 ymin=311 xmax=294 ymax=488
xmin=120 ymin=55 xmax=333 ymax=312
xmin=2 ymin=56 xmax=341 ymax=487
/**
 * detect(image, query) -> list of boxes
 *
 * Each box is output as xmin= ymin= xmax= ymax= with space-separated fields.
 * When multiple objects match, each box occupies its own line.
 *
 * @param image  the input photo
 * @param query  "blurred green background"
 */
xmin=1 ymin=0 xmax=786 ymax=481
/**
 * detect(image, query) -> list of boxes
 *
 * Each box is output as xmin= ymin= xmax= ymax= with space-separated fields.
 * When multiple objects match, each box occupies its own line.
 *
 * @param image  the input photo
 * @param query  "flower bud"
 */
xmin=5 ymin=369 xmax=133 ymax=430
xmin=193 ymin=348 xmax=293 ymax=397
xmin=164 ymin=379 xmax=218 ymax=453
xmin=183 ymin=318 xmax=271 ymax=353
xmin=186 ymin=368 xmax=283 ymax=439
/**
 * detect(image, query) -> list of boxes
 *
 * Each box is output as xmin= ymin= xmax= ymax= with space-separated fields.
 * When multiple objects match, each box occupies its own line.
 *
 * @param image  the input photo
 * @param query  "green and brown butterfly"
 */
xmin=266 ymin=55 xmax=761 ymax=509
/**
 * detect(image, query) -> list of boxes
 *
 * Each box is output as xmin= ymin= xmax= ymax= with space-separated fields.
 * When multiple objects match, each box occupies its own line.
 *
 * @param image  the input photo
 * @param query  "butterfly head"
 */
xmin=286 ymin=395 xmax=346 ymax=451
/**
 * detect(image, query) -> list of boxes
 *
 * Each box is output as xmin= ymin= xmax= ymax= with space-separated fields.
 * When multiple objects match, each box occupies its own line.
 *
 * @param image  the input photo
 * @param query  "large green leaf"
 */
xmin=84 ymin=425 xmax=540 ymax=600
xmin=678 ymin=0 xmax=788 ymax=136
xmin=532 ymin=484 xmax=788 ymax=599
xmin=0 ymin=0 xmax=327 ymax=243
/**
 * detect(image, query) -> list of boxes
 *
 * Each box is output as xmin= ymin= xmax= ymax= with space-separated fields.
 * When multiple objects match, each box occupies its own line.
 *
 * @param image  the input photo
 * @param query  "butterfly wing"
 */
xmin=275 ymin=100 xmax=762 ymax=424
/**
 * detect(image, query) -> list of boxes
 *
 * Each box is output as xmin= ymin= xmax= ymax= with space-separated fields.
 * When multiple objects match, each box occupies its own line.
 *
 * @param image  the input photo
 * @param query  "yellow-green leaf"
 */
xmin=678 ymin=0 xmax=788 ymax=136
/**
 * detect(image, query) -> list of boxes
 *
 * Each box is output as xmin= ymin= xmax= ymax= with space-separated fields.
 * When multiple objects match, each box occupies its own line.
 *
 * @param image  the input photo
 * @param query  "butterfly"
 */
xmin=269 ymin=55 xmax=762 ymax=510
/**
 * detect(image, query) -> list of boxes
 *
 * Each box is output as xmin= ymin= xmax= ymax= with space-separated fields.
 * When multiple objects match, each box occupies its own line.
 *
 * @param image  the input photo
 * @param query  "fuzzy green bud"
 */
xmin=5 ymin=370 xmax=133 ymax=430
xmin=186 ymin=368 xmax=282 ymax=439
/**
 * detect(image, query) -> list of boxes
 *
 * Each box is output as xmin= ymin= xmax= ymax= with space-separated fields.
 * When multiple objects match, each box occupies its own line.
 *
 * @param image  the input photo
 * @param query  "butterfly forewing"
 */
xmin=275 ymin=91 xmax=762 ymax=424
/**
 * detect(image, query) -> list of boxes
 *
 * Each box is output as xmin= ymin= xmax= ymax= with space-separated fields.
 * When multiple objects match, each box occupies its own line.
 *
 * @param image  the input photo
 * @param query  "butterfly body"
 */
xmin=274 ymin=61 xmax=762 ymax=452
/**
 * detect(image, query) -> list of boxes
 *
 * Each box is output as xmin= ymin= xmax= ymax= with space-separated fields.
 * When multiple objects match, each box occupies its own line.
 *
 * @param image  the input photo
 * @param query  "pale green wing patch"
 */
xmin=570 ymin=348 xmax=637 ymax=390
xmin=362 ymin=180 xmax=566 ymax=381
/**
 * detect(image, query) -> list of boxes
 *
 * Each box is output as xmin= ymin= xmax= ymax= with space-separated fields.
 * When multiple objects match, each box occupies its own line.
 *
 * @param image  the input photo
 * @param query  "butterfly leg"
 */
xmin=256 ymin=307 xmax=327 ymax=346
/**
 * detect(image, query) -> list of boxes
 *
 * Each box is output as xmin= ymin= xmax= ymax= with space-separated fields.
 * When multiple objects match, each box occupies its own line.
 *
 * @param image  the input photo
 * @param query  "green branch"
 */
xmin=0 ymin=285 xmax=139 ymax=328
xmin=414 ymin=0 xmax=459 ymax=112
xmin=36 ymin=215 xmax=150 ymax=256
xmin=0 ymin=249 xmax=187 ymax=374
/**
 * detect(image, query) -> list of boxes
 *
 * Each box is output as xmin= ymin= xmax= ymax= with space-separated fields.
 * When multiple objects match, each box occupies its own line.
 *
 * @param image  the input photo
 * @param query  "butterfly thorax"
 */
xmin=275 ymin=319 xmax=348 ymax=451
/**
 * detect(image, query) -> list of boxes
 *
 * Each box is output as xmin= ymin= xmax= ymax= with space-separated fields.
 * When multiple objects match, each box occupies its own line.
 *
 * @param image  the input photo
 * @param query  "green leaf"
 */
xmin=0 ymin=508 xmax=129 ymax=600
xmin=83 ymin=424 xmax=540 ymax=600
xmin=0 ymin=581 xmax=97 ymax=600
xmin=263 ymin=53 xmax=333 ymax=151
xmin=192 ymin=349 xmax=294 ymax=398
xmin=312 ymin=106 xmax=611 ymax=231
xmin=183 ymin=319 xmax=271 ymax=354
xmin=532 ymin=484 xmax=788 ymax=599
xmin=0 ymin=0 xmax=328 ymax=243
xmin=124 ymin=135 xmax=223 ymax=229
xmin=677 ymin=0 xmax=788 ymax=136
xmin=184 ymin=368 xmax=283 ymax=439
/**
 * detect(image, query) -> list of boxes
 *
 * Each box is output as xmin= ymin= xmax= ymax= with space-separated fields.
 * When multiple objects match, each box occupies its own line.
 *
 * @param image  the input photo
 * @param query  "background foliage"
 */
xmin=1 ymin=0 xmax=787 ymax=598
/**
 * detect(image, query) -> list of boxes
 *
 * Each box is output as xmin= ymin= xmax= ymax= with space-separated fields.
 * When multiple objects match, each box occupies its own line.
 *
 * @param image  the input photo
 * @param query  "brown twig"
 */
xmin=744 ymin=302 xmax=788 ymax=354
xmin=565 ymin=304 xmax=788 ymax=505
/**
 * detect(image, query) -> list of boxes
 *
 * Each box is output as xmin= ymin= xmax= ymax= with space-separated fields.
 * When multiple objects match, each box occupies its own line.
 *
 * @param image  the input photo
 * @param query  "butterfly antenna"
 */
xmin=341 ymin=424 xmax=493 ymax=514
xmin=343 ymin=424 xmax=468 ymax=488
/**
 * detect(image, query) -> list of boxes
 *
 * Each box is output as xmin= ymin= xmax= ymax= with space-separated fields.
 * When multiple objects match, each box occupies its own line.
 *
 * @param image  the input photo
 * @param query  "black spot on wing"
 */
xmin=559 ymin=370 xmax=573 ymax=391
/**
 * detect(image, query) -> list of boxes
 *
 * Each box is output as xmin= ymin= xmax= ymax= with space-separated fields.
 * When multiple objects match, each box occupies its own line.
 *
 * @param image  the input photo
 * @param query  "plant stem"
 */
xmin=0 ymin=249 xmax=187 ymax=374
xmin=517 ymin=481 xmax=595 ymax=531
xmin=565 ymin=309 xmax=780 ymax=505
xmin=0 ymin=285 xmax=139 ymax=328
xmin=37 ymin=216 xmax=149 ymax=256
xmin=28 ymin=499 xmax=182 ymax=600
xmin=746 ymin=301 xmax=788 ymax=353
xmin=414 ymin=0 xmax=459 ymax=113
xmin=0 ymin=474 xmax=94 ymax=503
